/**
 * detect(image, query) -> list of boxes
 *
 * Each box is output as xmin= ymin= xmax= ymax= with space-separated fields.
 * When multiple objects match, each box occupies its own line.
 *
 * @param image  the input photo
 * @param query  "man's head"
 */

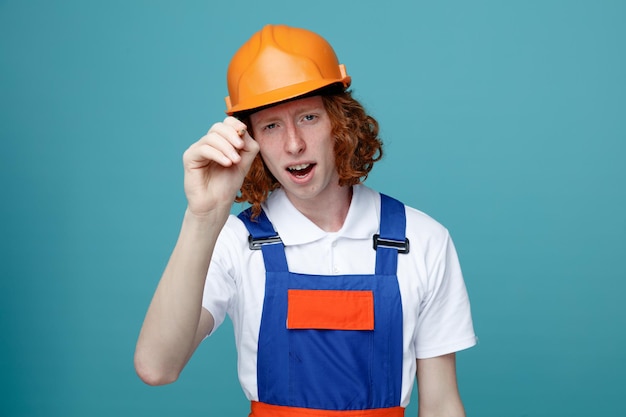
xmin=228 ymin=25 xmax=383 ymax=216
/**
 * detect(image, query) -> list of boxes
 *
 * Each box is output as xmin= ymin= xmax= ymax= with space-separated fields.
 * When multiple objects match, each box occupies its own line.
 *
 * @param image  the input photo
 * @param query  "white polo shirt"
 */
xmin=202 ymin=184 xmax=476 ymax=407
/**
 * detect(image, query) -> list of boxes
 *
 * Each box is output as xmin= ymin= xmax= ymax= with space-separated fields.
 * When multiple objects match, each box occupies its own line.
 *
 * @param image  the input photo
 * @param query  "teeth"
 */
xmin=288 ymin=164 xmax=310 ymax=171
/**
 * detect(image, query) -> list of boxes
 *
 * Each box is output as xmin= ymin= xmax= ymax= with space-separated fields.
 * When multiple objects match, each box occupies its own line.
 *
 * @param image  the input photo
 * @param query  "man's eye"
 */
xmin=264 ymin=123 xmax=277 ymax=130
xmin=304 ymin=114 xmax=316 ymax=121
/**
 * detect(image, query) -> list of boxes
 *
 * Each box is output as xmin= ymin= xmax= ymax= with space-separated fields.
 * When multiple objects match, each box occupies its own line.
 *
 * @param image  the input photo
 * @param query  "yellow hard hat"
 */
xmin=225 ymin=24 xmax=351 ymax=115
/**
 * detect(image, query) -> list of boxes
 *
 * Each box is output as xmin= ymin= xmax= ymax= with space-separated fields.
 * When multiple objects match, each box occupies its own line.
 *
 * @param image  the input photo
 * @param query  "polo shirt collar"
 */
xmin=263 ymin=185 xmax=380 ymax=246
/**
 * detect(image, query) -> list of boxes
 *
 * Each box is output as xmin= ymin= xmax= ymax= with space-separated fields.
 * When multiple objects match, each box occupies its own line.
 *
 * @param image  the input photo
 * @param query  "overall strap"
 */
xmin=238 ymin=208 xmax=289 ymax=272
xmin=375 ymin=194 xmax=409 ymax=275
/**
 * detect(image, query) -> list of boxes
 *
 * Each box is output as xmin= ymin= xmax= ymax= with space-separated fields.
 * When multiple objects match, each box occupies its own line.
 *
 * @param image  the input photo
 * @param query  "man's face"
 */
xmin=249 ymin=95 xmax=341 ymax=206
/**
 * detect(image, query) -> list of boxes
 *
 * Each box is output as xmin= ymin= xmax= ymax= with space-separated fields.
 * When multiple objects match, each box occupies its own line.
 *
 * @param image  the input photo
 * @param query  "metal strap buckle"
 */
xmin=372 ymin=234 xmax=410 ymax=254
xmin=248 ymin=235 xmax=282 ymax=250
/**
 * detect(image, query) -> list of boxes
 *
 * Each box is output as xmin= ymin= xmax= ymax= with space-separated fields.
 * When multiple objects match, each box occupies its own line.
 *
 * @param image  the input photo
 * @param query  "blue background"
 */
xmin=1 ymin=1 xmax=624 ymax=416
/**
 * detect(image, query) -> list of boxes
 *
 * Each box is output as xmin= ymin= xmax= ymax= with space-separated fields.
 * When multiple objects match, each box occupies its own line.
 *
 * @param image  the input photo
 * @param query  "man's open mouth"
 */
xmin=287 ymin=163 xmax=315 ymax=177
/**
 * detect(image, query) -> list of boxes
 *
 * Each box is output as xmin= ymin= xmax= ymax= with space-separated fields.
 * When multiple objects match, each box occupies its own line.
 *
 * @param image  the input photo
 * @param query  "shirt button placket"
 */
xmin=331 ymin=240 xmax=339 ymax=274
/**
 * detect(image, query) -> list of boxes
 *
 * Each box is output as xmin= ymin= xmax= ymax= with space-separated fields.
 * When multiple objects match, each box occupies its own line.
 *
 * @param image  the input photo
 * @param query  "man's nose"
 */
xmin=284 ymin=125 xmax=305 ymax=154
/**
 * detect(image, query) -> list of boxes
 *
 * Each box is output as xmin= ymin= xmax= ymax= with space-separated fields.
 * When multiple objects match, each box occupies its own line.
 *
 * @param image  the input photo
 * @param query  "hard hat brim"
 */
xmin=225 ymin=76 xmax=351 ymax=116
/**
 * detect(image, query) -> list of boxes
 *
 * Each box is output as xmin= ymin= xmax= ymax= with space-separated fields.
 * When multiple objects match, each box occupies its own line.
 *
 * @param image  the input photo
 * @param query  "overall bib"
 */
xmin=238 ymin=194 xmax=408 ymax=417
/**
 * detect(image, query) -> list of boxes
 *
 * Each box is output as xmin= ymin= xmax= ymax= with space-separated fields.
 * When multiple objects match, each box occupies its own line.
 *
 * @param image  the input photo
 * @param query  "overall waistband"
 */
xmin=250 ymin=402 xmax=405 ymax=417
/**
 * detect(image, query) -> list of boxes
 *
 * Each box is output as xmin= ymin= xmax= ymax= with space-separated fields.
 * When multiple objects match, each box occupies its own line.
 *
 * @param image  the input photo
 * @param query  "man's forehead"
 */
xmin=250 ymin=95 xmax=324 ymax=121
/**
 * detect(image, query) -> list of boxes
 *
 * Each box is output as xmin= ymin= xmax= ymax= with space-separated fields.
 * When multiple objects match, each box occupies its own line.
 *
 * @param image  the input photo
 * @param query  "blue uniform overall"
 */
xmin=238 ymin=194 xmax=408 ymax=417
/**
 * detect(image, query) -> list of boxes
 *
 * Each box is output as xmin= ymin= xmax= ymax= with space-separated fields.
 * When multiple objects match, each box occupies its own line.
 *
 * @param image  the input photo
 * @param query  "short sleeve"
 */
xmin=201 ymin=226 xmax=238 ymax=336
xmin=414 ymin=233 xmax=477 ymax=358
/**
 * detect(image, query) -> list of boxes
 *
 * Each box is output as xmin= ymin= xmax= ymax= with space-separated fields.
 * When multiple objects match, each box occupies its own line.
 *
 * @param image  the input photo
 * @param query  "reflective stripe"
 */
xmin=250 ymin=402 xmax=404 ymax=417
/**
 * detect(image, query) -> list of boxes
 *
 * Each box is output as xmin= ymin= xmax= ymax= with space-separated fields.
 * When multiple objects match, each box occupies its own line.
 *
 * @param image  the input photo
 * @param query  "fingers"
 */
xmin=237 ymin=128 xmax=261 ymax=168
xmin=184 ymin=117 xmax=252 ymax=168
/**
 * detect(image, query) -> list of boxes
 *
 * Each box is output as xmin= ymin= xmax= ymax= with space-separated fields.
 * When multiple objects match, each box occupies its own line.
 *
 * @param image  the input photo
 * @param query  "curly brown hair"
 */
xmin=235 ymin=90 xmax=383 ymax=218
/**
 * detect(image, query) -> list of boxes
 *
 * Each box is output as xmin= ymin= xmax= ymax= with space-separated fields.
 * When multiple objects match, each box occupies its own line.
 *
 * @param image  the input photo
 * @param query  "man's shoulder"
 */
xmin=372 ymin=189 xmax=451 ymax=242
xmin=218 ymin=213 xmax=252 ymax=245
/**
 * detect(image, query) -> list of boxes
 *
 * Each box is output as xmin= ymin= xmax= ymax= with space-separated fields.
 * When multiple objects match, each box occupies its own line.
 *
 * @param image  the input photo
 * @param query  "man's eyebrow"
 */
xmin=253 ymin=105 xmax=322 ymax=124
xmin=294 ymin=105 xmax=324 ymax=114
xmin=251 ymin=115 xmax=277 ymax=126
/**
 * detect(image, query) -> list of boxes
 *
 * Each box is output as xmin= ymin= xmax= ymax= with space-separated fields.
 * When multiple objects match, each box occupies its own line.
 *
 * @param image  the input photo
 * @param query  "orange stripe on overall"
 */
xmin=250 ymin=402 xmax=404 ymax=417
xmin=287 ymin=289 xmax=374 ymax=330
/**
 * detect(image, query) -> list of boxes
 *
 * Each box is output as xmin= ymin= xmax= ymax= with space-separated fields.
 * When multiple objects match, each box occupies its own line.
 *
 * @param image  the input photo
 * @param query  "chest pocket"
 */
xmin=287 ymin=289 xmax=374 ymax=330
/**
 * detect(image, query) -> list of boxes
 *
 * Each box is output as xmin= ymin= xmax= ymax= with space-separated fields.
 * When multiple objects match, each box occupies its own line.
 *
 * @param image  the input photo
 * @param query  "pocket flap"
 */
xmin=287 ymin=289 xmax=374 ymax=330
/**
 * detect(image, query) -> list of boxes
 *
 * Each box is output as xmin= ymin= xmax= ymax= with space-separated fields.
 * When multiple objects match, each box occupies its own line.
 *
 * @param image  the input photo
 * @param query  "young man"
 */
xmin=135 ymin=24 xmax=476 ymax=417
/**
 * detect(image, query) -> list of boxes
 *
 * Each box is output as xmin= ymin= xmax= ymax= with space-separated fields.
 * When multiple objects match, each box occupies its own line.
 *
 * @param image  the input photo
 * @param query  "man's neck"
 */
xmin=287 ymin=186 xmax=353 ymax=233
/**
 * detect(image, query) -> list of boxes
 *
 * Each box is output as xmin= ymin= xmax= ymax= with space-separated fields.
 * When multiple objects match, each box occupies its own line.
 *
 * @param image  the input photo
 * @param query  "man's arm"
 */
xmin=416 ymin=353 xmax=466 ymax=417
xmin=134 ymin=117 xmax=259 ymax=386
xmin=133 ymin=210 xmax=222 ymax=386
